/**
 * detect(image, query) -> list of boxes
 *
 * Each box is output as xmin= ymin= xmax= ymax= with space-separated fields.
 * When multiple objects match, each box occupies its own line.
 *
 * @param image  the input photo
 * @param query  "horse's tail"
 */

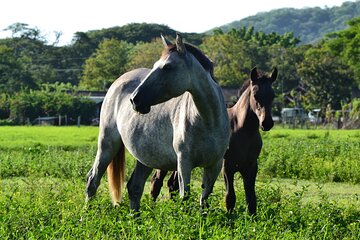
xmin=107 ymin=143 xmax=125 ymax=205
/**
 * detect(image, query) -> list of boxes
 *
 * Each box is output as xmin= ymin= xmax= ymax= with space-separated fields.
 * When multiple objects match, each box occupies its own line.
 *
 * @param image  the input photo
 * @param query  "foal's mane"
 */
xmin=237 ymin=70 xmax=270 ymax=97
xmin=238 ymin=79 xmax=251 ymax=97
xmin=164 ymin=43 xmax=216 ymax=81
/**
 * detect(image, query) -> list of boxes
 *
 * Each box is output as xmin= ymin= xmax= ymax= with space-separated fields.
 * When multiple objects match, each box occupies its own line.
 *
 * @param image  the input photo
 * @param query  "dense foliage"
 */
xmin=1 ymin=84 xmax=97 ymax=125
xmin=80 ymin=39 xmax=134 ymax=90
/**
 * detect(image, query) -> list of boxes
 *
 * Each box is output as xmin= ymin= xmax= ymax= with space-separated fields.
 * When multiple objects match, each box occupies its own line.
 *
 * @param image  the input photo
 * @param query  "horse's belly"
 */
xmin=119 ymin=117 xmax=177 ymax=171
xmin=126 ymin=141 xmax=177 ymax=171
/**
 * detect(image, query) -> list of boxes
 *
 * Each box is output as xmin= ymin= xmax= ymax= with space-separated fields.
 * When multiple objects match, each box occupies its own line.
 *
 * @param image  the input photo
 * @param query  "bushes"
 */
xmin=3 ymin=83 xmax=97 ymax=125
xmin=0 ymin=93 xmax=10 ymax=119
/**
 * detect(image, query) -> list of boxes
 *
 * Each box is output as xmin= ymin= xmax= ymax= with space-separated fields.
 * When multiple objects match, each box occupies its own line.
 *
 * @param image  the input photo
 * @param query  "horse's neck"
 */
xmin=188 ymin=71 xmax=227 ymax=127
xmin=230 ymin=88 xmax=259 ymax=133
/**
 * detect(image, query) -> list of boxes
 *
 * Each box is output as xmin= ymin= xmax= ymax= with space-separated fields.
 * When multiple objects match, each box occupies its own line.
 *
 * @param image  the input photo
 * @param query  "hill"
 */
xmin=81 ymin=23 xmax=205 ymax=46
xmin=215 ymin=1 xmax=360 ymax=44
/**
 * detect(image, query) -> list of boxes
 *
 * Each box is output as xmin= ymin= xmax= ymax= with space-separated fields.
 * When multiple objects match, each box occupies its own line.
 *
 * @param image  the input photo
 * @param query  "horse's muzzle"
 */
xmin=261 ymin=120 xmax=274 ymax=131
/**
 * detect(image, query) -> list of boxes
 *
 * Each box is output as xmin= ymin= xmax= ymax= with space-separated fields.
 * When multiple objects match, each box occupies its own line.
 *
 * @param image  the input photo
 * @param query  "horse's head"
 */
xmin=249 ymin=67 xmax=277 ymax=131
xmin=130 ymin=33 xmax=195 ymax=114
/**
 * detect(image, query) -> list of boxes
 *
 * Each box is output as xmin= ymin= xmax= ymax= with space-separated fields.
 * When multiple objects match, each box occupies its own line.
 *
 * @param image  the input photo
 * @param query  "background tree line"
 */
xmin=0 ymin=7 xmax=359 ymax=126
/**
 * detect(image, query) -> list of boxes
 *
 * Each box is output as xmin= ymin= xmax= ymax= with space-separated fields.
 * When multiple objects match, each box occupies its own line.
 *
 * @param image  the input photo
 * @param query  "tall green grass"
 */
xmin=259 ymin=129 xmax=360 ymax=183
xmin=1 ymin=126 xmax=359 ymax=239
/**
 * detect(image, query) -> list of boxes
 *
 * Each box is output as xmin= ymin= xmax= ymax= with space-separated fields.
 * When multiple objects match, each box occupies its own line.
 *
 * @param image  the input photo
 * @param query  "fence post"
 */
xmin=77 ymin=116 xmax=81 ymax=127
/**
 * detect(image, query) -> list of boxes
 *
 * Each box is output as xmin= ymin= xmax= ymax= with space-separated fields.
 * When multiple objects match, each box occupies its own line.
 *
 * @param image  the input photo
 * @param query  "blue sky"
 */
xmin=0 ymin=0 xmax=353 ymax=45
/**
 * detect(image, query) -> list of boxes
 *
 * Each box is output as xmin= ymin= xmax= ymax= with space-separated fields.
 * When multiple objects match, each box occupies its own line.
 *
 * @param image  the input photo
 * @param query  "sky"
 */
xmin=0 ymin=0 xmax=354 ymax=45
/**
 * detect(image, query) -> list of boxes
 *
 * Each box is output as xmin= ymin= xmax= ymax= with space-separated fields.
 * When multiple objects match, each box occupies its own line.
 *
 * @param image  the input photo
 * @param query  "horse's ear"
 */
xmin=271 ymin=67 xmax=278 ymax=83
xmin=250 ymin=67 xmax=258 ymax=83
xmin=175 ymin=33 xmax=186 ymax=54
xmin=161 ymin=34 xmax=172 ymax=47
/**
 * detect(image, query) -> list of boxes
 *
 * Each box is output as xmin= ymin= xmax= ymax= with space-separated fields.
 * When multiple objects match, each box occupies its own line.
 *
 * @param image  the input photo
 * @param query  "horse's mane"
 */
xmin=238 ymin=79 xmax=250 ymax=97
xmin=237 ymin=70 xmax=269 ymax=97
xmin=164 ymin=43 xmax=216 ymax=82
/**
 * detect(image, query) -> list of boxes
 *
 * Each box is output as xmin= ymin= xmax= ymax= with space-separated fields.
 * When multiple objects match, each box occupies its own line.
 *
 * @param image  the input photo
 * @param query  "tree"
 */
xmin=126 ymin=38 xmax=164 ymax=70
xmin=268 ymin=45 xmax=309 ymax=108
xmin=201 ymin=29 xmax=298 ymax=87
xmin=0 ymin=44 xmax=36 ymax=93
xmin=297 ymin=47 xmax=353 ymax=110
xmin=201 ymin=33 xmax=252 ymax=86
xmin=324 ymin=17 xmax=360 ymax=88
xmin=80 ymin=39 xmax=133 ymax=90
xmin=0 ymin=93 xmax=10 ymax=119
xmin=4 ymin=23 xmax=44 ymax=41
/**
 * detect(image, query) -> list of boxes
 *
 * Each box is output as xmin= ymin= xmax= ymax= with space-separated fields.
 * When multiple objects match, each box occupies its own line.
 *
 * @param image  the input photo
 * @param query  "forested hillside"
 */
xmin=217 ymin=1 xmax=360 ymax=44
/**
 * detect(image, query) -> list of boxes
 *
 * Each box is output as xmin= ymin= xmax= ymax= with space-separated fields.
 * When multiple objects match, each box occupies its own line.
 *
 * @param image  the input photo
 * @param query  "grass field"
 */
xmin=1 ymin=126 xmax=359 ymax=239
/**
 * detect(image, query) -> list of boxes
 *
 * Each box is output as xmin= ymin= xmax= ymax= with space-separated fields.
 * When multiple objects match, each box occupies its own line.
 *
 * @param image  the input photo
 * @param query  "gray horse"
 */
xmin=86 ymin=34 xmax=230 ymax=212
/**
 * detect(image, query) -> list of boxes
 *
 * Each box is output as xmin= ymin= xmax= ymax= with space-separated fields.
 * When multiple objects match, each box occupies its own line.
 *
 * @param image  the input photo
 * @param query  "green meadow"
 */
xmin=1 ymin=126 xmax=359 ymax=239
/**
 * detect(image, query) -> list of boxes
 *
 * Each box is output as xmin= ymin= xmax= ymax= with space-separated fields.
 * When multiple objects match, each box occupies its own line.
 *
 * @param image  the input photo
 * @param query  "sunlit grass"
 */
xmin=1 ymin=126 xmax=359 ymax=239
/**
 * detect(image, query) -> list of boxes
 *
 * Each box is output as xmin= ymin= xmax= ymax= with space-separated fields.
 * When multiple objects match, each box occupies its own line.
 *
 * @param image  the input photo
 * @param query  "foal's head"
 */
xmin=130 ymin=33 xmax=213 ymax=114
xmin=248 ymin=67 xmax=277 ymax=131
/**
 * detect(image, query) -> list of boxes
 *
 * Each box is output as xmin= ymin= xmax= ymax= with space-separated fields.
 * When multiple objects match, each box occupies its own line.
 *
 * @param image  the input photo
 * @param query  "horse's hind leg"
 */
xmin=86 ymin=127 xmax=121 ymax=201
xmin=241 ymin=161 xmax=258 ymax=215
xmin=150 ymin=169 xmax=168 ymax=201
xmin=127 ymin=160 xmax=153 ymax=213
xmin=200 ymin=160 xmax=222 ymax=208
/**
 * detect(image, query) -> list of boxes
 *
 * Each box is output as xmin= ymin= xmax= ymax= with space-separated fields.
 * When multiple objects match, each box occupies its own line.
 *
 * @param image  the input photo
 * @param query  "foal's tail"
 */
xmin=107 ymin=144 xmax=125 ymax=205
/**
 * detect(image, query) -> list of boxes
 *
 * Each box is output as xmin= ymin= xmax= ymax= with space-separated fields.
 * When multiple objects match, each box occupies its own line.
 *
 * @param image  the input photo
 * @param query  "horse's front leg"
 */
xmin=241 ymin=160 xmax=258 ymax=215
xmin=127 ymin=160 xmax=153 ymax=213
xmin=200 ymin=159 xmax=222 ymax=209
xmin=223 ymin=165 xmax=236 ymax=213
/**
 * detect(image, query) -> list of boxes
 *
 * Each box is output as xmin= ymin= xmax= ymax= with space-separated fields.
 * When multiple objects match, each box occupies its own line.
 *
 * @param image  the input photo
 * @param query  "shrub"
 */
xmin=8 ymin=83 xmax=97 ymax=125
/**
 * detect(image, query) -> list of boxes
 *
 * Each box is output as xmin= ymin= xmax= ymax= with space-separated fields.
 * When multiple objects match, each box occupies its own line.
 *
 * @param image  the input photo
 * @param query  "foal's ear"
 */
xmin=250 ymin=67 xmax=258 ymax=83
xmin=175 ymin=33 xmax=186 ymax=54
xmin=161 ymin=34 xmax=173 ymax=47
xmin=271 ymin=67 xmax=278 ymax=83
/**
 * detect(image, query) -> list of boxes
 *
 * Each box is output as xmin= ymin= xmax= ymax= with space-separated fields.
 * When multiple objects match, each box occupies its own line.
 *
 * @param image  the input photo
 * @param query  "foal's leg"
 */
xmin=241 ymin=161 xmax=258 ymax=215
xmin=127 ymin=160 xmax=153 ymax=213
xmin=167 ymin=171 xmax=179 ymax=199
xmin=150 ymin=169 xmax=168 ymax=201
xmin=86 ymin=127 xmax=121 ymax=200
xmin=223 ymin=168 xmax=236 ymax=213
xmin=200 ymin=160 xmax=222 ymax=208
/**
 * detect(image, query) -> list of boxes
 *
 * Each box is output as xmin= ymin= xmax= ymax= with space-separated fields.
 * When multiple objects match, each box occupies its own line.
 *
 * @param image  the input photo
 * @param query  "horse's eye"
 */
xmin=162 ymin=64 xmax=172 ymax=70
